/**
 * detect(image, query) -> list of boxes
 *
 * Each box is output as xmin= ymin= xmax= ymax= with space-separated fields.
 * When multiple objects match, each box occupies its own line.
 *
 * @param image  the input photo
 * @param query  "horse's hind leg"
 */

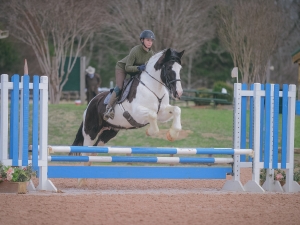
xmin=159 ymin=105 xmax=182 ymax=141
xmin=77 ymin=128 xmax=119 ymax=187
xmin=77 ymin=140 xmax=105 ymax=187
xmin=77 ymin=132 xmax=100 ymax=187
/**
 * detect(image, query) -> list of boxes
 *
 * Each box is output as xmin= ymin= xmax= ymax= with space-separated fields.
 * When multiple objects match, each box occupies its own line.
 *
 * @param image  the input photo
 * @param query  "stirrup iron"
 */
xmin=104 ymin=107 xmax=115 ymax=120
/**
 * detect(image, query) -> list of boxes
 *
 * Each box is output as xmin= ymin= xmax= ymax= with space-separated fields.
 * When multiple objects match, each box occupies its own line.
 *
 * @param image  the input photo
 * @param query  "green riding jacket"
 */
xmin=116 ymin=44 xmax=154 ymax=76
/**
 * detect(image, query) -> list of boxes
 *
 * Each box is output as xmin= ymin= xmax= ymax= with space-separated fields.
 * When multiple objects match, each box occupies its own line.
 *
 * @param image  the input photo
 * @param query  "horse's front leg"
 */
xmin=135 ymin=105 xmax=159 ymax=136
xmin=159 ymin=105 xmax=182 ymax=141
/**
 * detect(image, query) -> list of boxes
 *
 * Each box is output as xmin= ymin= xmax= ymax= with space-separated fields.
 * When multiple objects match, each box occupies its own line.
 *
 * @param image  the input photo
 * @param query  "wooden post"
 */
xmin=24 ymin=59 xmax=28 ymax=75
xmin=80 ymin=56 xmax=86 ymax=105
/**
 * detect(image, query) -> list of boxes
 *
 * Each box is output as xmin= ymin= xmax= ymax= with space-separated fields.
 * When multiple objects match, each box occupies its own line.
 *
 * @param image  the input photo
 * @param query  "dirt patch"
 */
xmin=191 ymin=104 xmax=234 ymax=110
xmin=1 ymin=168 xmax=299 ymax=225
xmin=201 ymin=133 xmax=232 ymax=141
xmin=153 ymin=129 xmax=193 ymax=140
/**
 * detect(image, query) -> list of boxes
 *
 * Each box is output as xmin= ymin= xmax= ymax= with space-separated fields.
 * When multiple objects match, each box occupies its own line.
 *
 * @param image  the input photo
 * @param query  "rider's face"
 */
xmin=143 ymin=38 xmax=153 ymax=49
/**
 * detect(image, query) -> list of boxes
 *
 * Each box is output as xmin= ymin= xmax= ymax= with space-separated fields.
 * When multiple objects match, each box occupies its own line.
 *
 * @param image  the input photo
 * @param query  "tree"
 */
xmin=0 ymin=0 xmax=109 ymax=103
xmin=80 ymin=30 xmax=131 ymax=88
xmin=215 ymin=0 xmax=285 ymax=83
xmin=191 ymin=38 xmax=234 ymax=88
xmin=268 ymin=0 xmax=300 ymax=86
xmin=0 ymin=38 xmax=21 ymax=74
xmin=106 ymin=0 xmax=215 ymax=89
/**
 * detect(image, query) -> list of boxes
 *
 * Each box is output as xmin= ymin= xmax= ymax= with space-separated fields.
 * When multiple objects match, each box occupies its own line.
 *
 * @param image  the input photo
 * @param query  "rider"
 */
xmin=103 ymin=30 xmax=155 ymax=121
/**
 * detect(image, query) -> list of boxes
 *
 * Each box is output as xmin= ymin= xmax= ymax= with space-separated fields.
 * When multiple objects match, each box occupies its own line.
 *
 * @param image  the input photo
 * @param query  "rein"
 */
xmin=136 ymin=58 xmax=181 ymax=114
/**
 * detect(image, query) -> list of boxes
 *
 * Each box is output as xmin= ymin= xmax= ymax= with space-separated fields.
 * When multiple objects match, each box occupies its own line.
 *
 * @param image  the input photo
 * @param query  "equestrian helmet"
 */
xmin=140 ymin=30 xmax=155 ymax=40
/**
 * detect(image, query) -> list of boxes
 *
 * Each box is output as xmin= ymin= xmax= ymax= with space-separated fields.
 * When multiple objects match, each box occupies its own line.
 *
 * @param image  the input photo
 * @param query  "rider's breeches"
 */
xmin=114 ymin=69 xmax=126 ymax=96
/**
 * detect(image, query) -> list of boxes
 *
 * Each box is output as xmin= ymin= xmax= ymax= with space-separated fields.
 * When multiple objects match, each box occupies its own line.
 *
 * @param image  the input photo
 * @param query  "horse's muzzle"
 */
xmin=177 ymin=89 xmax=183 ymax=98
xmin=174 ymin=91 xmax=182 ymax=100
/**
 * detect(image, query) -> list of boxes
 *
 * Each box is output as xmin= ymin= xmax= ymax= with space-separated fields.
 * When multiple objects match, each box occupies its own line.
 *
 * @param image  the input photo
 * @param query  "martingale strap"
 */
xmin=136 ymin=76 xmax=165 ymax=114
xmin=123 ymin=111 xmax=148 ymax=128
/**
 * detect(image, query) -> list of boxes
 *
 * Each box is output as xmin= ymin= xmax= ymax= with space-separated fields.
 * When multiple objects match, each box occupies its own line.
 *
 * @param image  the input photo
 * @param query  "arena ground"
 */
xmin=1 ymin=168 xmax=299 ymax=225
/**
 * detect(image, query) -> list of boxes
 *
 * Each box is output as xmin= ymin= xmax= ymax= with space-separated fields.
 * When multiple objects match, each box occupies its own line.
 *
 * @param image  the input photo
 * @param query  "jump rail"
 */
xmin=47 ymin=146 xmax=253 ymax=155
xmin=1 ymin=74 xmax=299 ymax=193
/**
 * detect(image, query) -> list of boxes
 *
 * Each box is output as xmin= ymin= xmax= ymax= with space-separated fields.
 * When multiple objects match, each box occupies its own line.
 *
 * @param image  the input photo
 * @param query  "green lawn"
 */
xmin=48 ymin=104 xmax=235 ymax=148
xmin=48 ymin=103 xmax=300 ymax=149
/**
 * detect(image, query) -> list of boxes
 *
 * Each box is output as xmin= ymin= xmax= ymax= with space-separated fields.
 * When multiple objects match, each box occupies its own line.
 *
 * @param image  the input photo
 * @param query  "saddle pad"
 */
xmin=104 ymin=75 xmax=139 ymax=105
xmin=104 ymin=89 xmax=113 ymax=105
xmin=118 ymin=77 xmax=134 ymax=103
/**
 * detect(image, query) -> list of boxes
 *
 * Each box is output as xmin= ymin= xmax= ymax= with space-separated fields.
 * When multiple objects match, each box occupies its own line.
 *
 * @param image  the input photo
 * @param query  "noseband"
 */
xmin=161 ymin=57 xmax=182 ymax=92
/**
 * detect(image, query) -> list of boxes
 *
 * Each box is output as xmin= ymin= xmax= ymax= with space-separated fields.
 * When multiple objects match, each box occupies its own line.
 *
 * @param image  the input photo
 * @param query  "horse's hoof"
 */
xmin=166 ymin=130 xmax=174 ymax=141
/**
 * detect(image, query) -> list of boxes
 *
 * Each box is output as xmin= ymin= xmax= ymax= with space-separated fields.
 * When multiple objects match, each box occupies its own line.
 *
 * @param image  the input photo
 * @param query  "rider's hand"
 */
xmin=137 ymin=65 xmax=146 ymax=71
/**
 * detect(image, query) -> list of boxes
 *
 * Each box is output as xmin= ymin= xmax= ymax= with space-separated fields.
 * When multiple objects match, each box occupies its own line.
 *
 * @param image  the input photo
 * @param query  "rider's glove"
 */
xmin=137 ymin=65 xmax=146 ymax=71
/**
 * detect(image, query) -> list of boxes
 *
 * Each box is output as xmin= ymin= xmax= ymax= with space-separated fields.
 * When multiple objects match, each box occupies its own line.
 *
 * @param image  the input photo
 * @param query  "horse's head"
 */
xmin=154 ymin=48 xmax=184 ymax=99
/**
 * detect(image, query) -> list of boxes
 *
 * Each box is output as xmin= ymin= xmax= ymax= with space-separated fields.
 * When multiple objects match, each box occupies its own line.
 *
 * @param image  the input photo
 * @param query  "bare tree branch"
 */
xmin=215 ymin=0 xmax=285 ymax=83
xmin=102 ymin=0 xmax=216 ymax=89
xmin=269 ymin=0 xmax=300 ymax=86
xmin=106 ymin=0 xmax=214 ymax=53
xmin=0 ymin=0 xmax=109 ymax=103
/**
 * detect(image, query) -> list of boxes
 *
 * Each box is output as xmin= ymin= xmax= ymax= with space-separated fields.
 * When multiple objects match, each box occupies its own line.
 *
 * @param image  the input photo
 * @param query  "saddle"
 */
xmin=104 ymin=75 xmax=140 ymax=105
xmin=104 ymin=74 xmax=147 ymax=128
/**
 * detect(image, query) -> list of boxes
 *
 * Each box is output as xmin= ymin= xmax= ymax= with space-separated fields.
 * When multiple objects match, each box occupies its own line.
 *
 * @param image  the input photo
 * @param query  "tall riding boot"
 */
xmin=103 ymin=91 xmax=118 ymax=120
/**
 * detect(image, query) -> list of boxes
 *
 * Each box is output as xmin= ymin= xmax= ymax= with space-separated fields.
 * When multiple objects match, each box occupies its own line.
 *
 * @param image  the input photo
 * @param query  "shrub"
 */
xmin=294 ymin=164 xmax=300 ymax=182
xmin=195 ymin=88 xmax=212 ymax=106
xmin=213 ymin=81 xmax=233 ymax=102
xmin=0 ymin=163 xmax=36 ymax=183
xmin=260 ymin=166 xmax=300 ymax=183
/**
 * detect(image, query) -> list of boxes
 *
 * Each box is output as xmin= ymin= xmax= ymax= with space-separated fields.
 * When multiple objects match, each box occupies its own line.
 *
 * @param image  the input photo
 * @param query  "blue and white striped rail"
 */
xmin=48 ymin=155 xmax=234 ymax=164
xmin=48 ymin=146 xmax=253 ymax=156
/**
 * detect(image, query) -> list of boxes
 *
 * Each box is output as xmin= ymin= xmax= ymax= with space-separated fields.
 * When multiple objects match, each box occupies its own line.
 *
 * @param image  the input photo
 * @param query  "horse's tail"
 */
xmin=69 ymin=122 xmax=84 ymax=156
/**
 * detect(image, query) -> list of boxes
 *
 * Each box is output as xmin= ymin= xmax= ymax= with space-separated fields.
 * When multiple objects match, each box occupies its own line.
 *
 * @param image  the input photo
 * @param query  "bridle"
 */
xmin=136 ymin=56 xmax=182 ymax=113
xmin=143 ymin=56 xmax=181 ymax=92
xmin=161 ymin=56 xmax=182 ymax=92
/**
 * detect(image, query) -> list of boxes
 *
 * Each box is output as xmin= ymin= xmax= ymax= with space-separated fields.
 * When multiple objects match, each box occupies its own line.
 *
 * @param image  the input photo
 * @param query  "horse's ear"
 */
xmin=178 ymin=50 xmax=185 ymax=58
xmin=154 ymin=49 xmax=170 ymax=71
xmin=165 ymin=48 xmax=172 ymax=58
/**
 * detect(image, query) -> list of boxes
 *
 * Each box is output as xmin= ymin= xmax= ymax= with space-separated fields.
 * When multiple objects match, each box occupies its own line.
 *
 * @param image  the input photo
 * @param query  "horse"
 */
xmin=71 ymin=48 xmax=184 ymax=185
xmin=72 ymin=48 xmax=184 ymax=147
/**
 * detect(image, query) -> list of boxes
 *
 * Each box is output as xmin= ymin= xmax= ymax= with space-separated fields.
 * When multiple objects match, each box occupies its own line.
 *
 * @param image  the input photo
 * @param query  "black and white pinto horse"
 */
xmin=72 ymin=48 xmax=184 ymax=185
xmin=72 ymin=48 xmax=184 ymax=150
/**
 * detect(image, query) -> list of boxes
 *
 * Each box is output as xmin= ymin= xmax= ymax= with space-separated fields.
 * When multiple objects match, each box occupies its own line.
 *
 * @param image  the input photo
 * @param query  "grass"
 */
xmin=48 ymin=104 xmax=87 ymax=145
xmin=108 ymin=108 xmax=234 ymax=148
xmin=47 ymin=103 xmax=300 ymax=165
xmin=48 ymin=104 xmax=235 ymax=148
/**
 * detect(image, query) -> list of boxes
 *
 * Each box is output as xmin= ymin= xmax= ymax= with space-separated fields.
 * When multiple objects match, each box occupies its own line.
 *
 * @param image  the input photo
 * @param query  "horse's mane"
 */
xmin=146 ymin=49 xmax=166 ymax=70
